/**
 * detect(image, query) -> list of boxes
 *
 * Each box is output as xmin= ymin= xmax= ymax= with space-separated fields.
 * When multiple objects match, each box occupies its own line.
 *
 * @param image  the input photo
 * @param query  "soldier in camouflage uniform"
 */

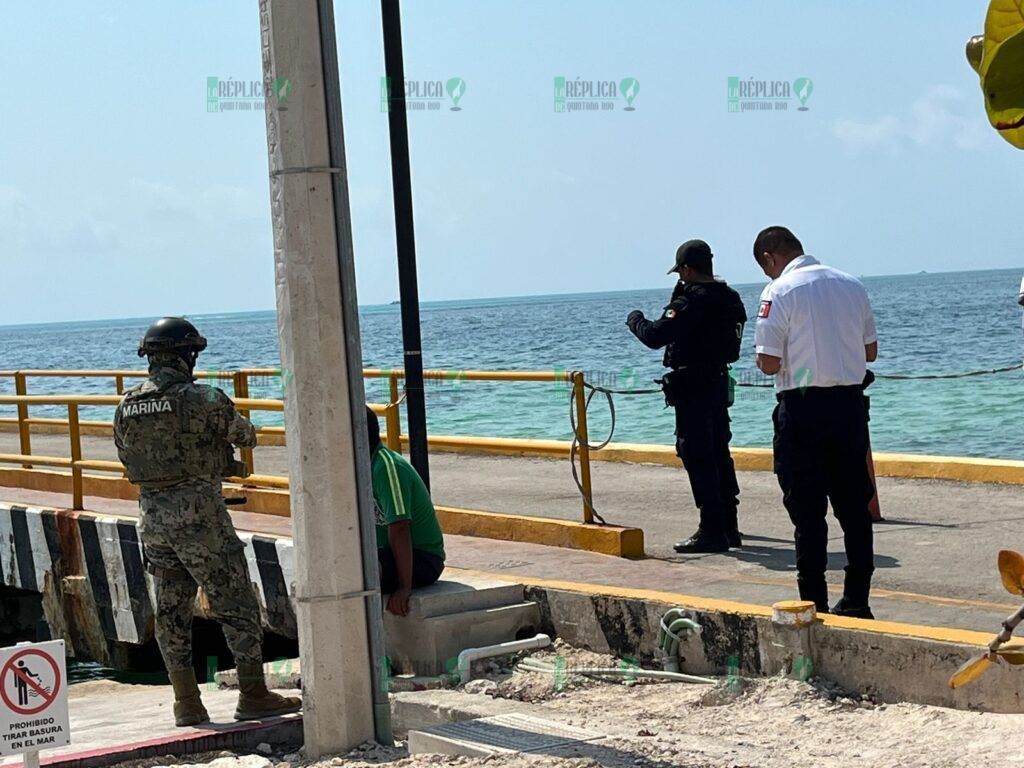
xmin=113 ymin=317 xmax=300 ymax=727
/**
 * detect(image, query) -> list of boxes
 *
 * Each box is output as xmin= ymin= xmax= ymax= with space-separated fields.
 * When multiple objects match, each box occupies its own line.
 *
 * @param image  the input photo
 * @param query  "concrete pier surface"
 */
xmin=0 ymin=680 xmax=301 ymax=768
xmin=2 ymin=433 xmax=1023 ymax=633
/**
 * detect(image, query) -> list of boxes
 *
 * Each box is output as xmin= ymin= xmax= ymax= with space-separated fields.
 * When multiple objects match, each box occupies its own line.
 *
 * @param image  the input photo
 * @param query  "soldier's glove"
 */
xmin=626 ymin=310 xmax=645 ymax=330
xmin=228 ymin=459 xmax=251 ymax=479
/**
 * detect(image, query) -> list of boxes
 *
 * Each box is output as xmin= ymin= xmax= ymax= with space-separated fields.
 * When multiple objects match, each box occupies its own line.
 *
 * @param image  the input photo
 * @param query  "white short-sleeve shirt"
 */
xmin=755 ymin=255 xmax=877 ymax=392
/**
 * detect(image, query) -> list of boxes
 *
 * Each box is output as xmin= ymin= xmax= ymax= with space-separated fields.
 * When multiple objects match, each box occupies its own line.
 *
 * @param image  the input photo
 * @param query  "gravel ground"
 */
xmin=118 ymin=643 xmax=1024 ymax=768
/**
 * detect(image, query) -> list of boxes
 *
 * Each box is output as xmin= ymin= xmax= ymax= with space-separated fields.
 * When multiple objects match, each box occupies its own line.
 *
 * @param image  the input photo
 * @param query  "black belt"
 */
xmin=671 ymin=363 xmax=729 ymax=374
xmin=776 ymin=384 xmax=863 ymax=402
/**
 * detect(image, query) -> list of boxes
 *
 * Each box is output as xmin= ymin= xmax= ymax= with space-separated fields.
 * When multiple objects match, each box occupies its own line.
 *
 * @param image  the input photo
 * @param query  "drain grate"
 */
xmin=409 ymin=713 xmax=604 ymax=756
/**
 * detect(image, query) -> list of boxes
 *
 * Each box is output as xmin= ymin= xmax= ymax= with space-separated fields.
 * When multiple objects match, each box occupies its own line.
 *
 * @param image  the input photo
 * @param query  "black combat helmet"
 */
xmin=138 ymin=317 xmax=208 ymax=363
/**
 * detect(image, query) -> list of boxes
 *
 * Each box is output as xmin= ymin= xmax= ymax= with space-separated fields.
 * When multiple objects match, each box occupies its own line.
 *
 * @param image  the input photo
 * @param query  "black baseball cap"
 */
xmin=668 ymin=239 xmax=713 ymax=274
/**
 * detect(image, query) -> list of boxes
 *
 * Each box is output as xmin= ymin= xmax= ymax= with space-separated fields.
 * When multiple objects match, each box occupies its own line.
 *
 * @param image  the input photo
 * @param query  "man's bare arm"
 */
xmin=865 ymin=341 xmax=878 ymax=363
xmin=757 ymin=353 xmax=782 ymax=375
xmin=386 ymin=520 xmax=414 ymax=617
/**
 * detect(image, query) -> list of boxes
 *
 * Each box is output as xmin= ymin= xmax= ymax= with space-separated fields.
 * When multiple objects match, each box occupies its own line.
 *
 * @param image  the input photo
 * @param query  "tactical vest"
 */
xmin=663 ymin=283 xmax=747 ymax=370
xmin=116 ymin=381 xmax=235 ymax=486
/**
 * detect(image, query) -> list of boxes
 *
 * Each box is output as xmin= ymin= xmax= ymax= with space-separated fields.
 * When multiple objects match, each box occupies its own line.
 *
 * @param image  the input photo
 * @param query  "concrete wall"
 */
xmin=526 ymin=584 xmax=1024 ymax=713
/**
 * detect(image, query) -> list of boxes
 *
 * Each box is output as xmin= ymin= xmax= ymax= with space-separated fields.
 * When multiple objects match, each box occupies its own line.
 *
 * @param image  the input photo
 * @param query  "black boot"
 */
xmin=797 ymin=577 xmax=830 ymax=615
xmin=724 ymin=505 xmax=742 ymax=548
xmin=674 ymin=528 xmax=730 ymax=553
xmin=832 ymin=597 xmax=874 ymax=620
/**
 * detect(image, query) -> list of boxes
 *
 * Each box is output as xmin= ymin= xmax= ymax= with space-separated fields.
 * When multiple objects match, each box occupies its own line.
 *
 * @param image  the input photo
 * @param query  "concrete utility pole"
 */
xmin=259 ymin=0 xmax=391 ymax=755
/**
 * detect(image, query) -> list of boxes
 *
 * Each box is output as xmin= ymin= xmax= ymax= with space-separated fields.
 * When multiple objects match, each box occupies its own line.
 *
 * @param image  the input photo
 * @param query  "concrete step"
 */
xmin=385 ymin=601 xmax=541 ymax=676
xmin=408 ymin=713 xmax=604 ymax=757
xmin=396 ymin=574 xmax=526 ymax=619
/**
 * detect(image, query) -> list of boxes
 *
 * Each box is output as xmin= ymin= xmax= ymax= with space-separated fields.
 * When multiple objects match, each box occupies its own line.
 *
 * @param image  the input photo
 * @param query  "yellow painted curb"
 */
xmin=421 ymin=436 xmax=1024 ymax=485
xmin=869 ymin=453 xmax=1024 ymax=485
xmin=0 ymin=467 xmax=292 ymax=516
xmin=435 ymin=505 xmax=644 ymax=559
xmin=449 ymin=567 xmax=995 ymax=648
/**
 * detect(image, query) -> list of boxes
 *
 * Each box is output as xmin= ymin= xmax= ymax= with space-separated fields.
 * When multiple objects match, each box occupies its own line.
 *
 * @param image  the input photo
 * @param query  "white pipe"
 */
xmin=457 ymin=633 xmax=552 ymax=683
xmin=517 ymin=658 xmax=714 ymax=685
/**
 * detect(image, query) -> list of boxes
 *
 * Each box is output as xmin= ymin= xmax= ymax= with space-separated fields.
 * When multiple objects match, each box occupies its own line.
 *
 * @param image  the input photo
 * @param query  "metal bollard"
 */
xmin=572 ymin=371 xmax=594 ymax=524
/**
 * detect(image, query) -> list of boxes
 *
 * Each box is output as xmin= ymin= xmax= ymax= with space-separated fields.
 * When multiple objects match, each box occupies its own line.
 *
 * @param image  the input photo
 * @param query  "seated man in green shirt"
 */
xmin=367 ymin=407 xmax=446 ymax=616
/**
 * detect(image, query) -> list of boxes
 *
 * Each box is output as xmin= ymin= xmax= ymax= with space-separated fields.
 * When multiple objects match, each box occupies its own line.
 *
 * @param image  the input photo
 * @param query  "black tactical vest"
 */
xmin=115 ymin=380 xmax=234 ymax=485
xmin=663 ymin=282 xmax=747 ymax=370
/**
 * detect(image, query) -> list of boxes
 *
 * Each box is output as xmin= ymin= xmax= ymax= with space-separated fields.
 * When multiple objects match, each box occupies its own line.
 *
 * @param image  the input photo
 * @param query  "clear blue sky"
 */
xmin=0 ymin=1 xmax=1017 ymax=325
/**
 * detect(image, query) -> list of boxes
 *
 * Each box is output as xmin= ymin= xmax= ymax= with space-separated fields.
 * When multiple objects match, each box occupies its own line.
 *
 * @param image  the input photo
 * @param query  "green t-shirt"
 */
xmin=371 ymin=445 xmax=445 ymax=560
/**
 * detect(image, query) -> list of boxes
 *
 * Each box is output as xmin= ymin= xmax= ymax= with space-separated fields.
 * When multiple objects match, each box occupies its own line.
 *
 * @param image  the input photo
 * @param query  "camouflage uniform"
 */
xmin=113 ymin=354 xmax=261 ymax=673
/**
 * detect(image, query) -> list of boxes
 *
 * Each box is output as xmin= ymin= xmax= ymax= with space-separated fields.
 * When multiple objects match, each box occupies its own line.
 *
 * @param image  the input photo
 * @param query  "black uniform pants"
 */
xmin=378 ymin=547 xmax=445 ymax=594
xmin=773 ymin=386 xmax=875 ymax=611
xmin=673 ymin=372 xmax=740 ymax=536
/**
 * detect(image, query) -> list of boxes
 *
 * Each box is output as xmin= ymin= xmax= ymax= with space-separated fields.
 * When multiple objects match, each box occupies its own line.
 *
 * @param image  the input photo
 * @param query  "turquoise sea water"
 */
xmin=1 ymin=268 xmax=1022 ymax=459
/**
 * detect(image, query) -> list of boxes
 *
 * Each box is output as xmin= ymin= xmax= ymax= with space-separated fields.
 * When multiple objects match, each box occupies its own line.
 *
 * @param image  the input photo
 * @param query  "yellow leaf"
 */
xmin=949 ymin=655 xmax=994 ymax=688
xmin=979 ymin=0 xmax=1024 ymax=148
xmin=996 ymin=647 xmax=1024 ymax=665
xmin=998 ymin=550 xmax=1024 ymax=595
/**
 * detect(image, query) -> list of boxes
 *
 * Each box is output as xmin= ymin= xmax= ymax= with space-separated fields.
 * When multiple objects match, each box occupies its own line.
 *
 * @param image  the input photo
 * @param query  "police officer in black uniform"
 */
xmin=627 ymin=240 xmax=748 ymax=553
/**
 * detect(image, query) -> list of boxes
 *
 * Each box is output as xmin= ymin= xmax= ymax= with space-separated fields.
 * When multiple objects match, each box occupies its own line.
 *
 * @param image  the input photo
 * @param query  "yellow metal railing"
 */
xmin=0 ymin=393 xmax=393 ymax=511
xmin=0 ymin=368 xmax=595 ymax=521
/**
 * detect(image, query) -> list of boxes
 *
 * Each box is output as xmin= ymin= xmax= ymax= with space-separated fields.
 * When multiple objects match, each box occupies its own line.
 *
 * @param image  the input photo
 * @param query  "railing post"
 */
xmin=388 ymin=372 xmax=402 ymax=453
xmin=115 ymin=374 xmax=125 ymax=395
xmin=232 ymin=371 xmax=254 ymax=473
xmin=572 ymin=371 xmax=594 ymax=524
xmin=388 ymin=371 xmax=400 ymax=410
xmin=14 ymin=372 xmax=31 ymax=469
xmin=385 ymin=405 xmax=402 ymax=453
xmin=68 ymin=403 xmax=83 ymax=510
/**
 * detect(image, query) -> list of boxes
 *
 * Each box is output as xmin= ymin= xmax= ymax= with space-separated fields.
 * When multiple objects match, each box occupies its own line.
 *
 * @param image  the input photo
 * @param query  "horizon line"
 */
xmin=0 ymin=265 xmax=1017 ymax=331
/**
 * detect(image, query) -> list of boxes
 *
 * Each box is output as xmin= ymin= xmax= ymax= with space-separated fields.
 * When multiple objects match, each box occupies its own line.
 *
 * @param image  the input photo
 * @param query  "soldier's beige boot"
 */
xmin=234 ymin=663 xmax=302 ymax=720
xmin=168 ymin=669 xmax=210 ymax=727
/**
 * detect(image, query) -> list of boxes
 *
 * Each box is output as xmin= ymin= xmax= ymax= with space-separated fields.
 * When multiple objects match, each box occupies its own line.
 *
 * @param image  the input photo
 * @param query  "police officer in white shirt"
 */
xmin=753 ymin=226 xmax=879 ymax=619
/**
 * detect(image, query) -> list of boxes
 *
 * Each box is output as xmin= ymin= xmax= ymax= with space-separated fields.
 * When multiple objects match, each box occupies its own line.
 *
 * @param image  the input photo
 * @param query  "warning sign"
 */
xmin=0 ymin=641 xmax=70 ymax=757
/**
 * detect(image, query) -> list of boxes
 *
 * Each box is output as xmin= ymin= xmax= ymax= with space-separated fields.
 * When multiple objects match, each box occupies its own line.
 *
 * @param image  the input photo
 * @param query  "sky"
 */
xmin=1 ymin=1 xmax=1020 ymax=325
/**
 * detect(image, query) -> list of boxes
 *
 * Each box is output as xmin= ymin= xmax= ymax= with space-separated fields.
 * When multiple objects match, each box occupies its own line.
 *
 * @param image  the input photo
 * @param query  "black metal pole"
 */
xmin=381 ymin=0 xmax=430 ymax=488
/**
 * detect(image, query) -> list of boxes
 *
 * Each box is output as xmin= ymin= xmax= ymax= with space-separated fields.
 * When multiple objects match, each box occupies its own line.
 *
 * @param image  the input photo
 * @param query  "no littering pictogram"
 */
xmin=1 ymin=649 xmax=60 ymax=717
xmin=0 ymin=640 xmax=70 ymax=758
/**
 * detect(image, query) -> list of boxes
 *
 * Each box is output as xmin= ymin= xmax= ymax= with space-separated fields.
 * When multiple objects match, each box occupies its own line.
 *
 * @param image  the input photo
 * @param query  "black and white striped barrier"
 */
xmin=0 ymin=502 xmax=297 ymax=654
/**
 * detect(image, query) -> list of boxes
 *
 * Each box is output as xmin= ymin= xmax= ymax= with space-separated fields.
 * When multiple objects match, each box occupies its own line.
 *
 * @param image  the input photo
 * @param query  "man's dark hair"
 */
xmin=753 ymin=226 xmax=804 ymax=260
xmin=366 ymin=406 xmax=381 ymax=450
xmin=687 ymin=257 xmax=713 ymax=276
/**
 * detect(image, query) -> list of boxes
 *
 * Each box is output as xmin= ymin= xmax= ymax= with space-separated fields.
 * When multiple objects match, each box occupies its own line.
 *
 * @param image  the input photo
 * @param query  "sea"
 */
xmin=1 ymin=267 xmax=1022 ymax=460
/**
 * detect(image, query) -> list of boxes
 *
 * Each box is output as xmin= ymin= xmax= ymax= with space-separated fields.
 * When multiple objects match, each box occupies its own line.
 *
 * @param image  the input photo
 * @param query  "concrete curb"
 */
xmin=1 ymin=717 xmax=301 ymax=768
xmin=391 ymin=689 xmax=534 ymax=738
xmin=419 ymin=436 xmax=1024 ymax=486
xmin=435 ymin=505 xmax=644 ymax=558
xmin=0 ymin=468 xmax=292 ymax=517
